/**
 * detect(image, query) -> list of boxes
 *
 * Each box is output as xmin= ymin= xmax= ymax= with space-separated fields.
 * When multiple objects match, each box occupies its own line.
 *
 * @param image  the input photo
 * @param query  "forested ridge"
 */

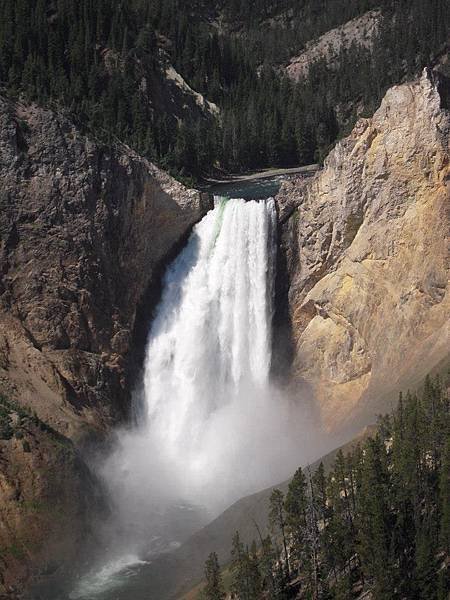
xmin=202 ymin=375 xmax=450 ymax=599
xmin=0 ymin=0 xmax=448 ymax=179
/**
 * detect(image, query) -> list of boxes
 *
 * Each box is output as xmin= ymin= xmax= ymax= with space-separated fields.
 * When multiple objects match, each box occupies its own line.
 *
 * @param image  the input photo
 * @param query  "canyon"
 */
xmin=0 ymin=62 xmax=449 ymax=597
xmin=131 ymin=66 xmax=450 ymax=600
xmin=0 ymin=94 xmax=210 ymax=594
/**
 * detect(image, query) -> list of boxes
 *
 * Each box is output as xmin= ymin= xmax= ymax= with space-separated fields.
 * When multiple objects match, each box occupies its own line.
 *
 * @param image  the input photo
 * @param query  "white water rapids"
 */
xmin=70 ymin=196 xmax=324 ymax=599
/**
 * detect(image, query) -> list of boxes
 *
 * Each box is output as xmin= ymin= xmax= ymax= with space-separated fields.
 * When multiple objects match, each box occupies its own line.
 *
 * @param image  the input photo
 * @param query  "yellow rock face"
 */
xmin=276 ymin=69 xmax=450 ymax=431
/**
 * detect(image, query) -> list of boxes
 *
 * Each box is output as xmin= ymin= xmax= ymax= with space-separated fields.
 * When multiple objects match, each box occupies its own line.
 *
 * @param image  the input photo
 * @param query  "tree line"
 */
xmin=201 ymin=374 xmax=450 ymax=599
xmin=0 ymin=0 xmax=448 ymax=179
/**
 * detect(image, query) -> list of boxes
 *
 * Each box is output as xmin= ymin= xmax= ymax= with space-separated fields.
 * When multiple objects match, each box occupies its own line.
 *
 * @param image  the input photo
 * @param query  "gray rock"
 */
xmin=0 ymin=96 xmax=210 ymax=440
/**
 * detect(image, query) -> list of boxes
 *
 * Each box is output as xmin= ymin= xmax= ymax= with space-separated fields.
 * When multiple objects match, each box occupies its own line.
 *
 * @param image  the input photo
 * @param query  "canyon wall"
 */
xmin=276 ymin=68 xmax=449 ymax=431
xmin=0 ymin=96 xmax=209 ymax=594
xmin=0 ymin=399 xmax=101 ymax=595
xmin=286 ymin=9 xmax=381 ymax=82
xmin=0 ymin=96 xmax=209 ymax=441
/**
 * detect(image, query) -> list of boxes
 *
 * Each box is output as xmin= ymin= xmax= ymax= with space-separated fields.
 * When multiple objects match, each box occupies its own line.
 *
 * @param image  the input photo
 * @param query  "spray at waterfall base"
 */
xmin=97 ymin=197 xmax=326 ymax=560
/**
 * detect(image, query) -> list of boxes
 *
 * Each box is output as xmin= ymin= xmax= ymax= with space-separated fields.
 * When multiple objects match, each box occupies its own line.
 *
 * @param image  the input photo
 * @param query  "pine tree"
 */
xmin=269 ymin=488 xmax=290 ymax=579
xmin=230 ymin=531 xmax=251 ymax=600
xmin=284 ymin=467 xmax=308 ymax=574
xmin=439 ymin=437 xmax=450 ymax=556
xmin=248 ymin=540 xmax=262 ymax=597
xmin=203 ymin=552 xmax=226 ymax=600
xmin=357 ymin=437 xmax=395 ymax=599
xmin=259 ymin=535 xmax=277 ymax=596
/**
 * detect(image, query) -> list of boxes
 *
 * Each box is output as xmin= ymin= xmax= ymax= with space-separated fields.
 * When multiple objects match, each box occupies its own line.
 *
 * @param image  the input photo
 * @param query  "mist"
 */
xmin=77 ymin=197 xmax=332 ymax=596
xmin=100 ymin=380 xmax=327 ymax=535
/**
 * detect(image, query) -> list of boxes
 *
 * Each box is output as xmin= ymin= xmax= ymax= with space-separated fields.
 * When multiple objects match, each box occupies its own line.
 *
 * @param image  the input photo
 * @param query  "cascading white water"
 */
xmin=71 ymin=196 xmax=325 ymax=599
xmin=98 ymin=194 xmax=322 ymax=541
xmin=141 ymin=197 xmax=277 ymax=493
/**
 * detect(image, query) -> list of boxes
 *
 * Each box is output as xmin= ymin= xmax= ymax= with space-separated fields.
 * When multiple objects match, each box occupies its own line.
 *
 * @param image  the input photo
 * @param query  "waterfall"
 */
xmin=141 ymin=197 xmax=277 ymax=488
xmin=97 ymin=196 xmax=288 ymax=554
xmin=70 ymin=196 xmax=324 ymax=599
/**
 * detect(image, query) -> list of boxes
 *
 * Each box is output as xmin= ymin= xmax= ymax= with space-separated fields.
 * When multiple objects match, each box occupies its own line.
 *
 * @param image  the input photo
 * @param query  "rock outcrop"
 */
xmin=0 ymin=95 xmax=210 ymax=593
xmin=276 ymin=69 xmax=450 ymax=430
xmin=286 ymin=9 xmax=381 ymax=82
xmin=0 ymin=96 xmax=209 ymax=441
xmin=0 ymin=396 xmax=100 ymax=597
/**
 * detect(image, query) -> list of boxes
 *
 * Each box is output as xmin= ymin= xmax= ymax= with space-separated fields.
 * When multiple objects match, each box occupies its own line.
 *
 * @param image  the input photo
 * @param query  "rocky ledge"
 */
xmin=276 ymin=68 xmax=450 ymax=430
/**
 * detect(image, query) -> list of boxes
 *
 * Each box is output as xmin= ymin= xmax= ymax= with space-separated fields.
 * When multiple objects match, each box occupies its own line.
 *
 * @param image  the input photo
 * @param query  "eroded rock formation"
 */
xmin=276 ymin=69 xmax=449 ymax=430
xmin=0 ymin=96 xmax=209 ymax=440
xmin=286 ymin=9 xmax=381 ymax=82
xmin=0 ymin=398 xmax=101 ymax=596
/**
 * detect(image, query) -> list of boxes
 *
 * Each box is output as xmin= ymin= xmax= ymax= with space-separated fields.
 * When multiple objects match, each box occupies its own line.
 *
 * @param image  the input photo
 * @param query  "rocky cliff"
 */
xmin=0 ymin=95 xmax=209 ymax=593
xmin=0 ymin=96 xmax=209 ymax=441
xmin=276 ymin=68 xmax=450 ymax=431
xmin=0 ymin=395 xmax=101 ymax=596
xmin=286 ymin=9 xmax=381 ymax=82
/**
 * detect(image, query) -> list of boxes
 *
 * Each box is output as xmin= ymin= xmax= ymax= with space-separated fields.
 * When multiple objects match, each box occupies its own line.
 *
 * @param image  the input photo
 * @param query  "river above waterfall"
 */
xmin=200 ymin=164 xmax=319 ymax=200
xmin=205 ymin=177 xmax=282 ymax=199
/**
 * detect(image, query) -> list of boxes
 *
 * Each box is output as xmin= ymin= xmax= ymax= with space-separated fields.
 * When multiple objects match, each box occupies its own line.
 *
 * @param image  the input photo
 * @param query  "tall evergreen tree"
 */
xmin=284 ymin=467 xmax=308 ymax=574
xmin=203 ymin=552 xmax=226 ymax=600
xmin=269 ymin=488 xmax=290 ymax=579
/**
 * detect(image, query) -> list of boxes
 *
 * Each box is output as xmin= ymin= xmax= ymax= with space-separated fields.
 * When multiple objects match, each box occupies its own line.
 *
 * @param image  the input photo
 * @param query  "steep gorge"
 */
xmin=0 ymin=61 xmax=449 ymax=598
xmin=141 ymin=68 xmax=450 ymax=600
xmin=0 ymin=96 xmax=210 ymax=440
